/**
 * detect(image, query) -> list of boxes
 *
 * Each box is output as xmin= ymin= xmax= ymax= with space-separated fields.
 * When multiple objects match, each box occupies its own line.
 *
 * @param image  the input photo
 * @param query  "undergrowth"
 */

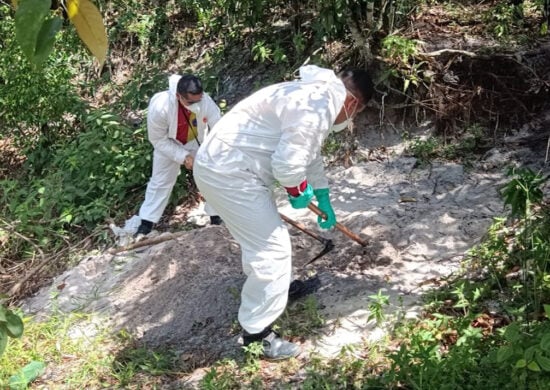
xmin=1 ymin=0 xmax=550 ymax=388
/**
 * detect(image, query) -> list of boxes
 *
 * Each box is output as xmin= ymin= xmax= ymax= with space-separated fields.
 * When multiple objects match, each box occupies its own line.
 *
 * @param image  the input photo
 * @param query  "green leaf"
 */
xmin=14 ymin=0 xmax=51 ymax=63
xmin=5 ymin=312 xmax=24 ymax=338
xmin=33 ymin=16 xmax=63 ymax=66
xmin=8 ymin=361 xmax=46 ymax=390
xmin=544 ymin=304 xmax=550 ymax=319
xmin=403 ymin=78 xmax=410 ymax=92
xmin=527 ymin=360 xmax=541 ymax=372
xmin=541 ymin=333 xmax=550 ymax=352
xmin=515 ymin=358 xmax=527 ymax=368
xmin=525 ymin=345 xmax=537 ymax=361
xmin=497 ymin=345 xmax=514 ymax=363
xmin=0 ymin=306 xmax=7 ymax=322
xmin=536 ymin=354 xmax=550 ymax=372
xmin=0 ymin=329 xmax=7 ymax=356
xmin=504 ymin=322 xmax=521 ymax=343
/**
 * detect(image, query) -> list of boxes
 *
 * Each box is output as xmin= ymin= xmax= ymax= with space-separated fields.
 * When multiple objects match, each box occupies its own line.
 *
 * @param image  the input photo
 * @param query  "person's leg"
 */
xmin=138 ymin=149 xmax=181 ymax=233
xmin=194 ymin=162 xmax=299 ymax=359
xmin=204 ymin=202 xmax=222 ymax=225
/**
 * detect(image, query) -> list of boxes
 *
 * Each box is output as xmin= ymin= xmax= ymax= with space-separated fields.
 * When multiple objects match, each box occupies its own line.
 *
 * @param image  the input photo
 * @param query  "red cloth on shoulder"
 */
xmin=176 ymin=104 xmax=198 ymax=144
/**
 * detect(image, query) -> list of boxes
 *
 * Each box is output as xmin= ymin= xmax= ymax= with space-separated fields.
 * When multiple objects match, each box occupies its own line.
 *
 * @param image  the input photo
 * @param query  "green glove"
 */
xmin=288 ymin=183 xmax=314 ymax=209
xmin=314 ymin=188 xmax=336 ymax=229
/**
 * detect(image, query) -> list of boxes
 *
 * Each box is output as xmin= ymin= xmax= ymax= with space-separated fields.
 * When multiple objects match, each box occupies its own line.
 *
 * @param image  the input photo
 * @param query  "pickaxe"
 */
xmin=279 ymin=213 xmax=334 ymax=266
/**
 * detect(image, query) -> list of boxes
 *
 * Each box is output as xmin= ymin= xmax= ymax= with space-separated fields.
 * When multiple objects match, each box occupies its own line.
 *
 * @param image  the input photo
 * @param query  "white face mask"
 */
xmin=330 ymin=119 xmax=350 ymax=133
xmin=330 ymin=100 xmax=352 ymax=133
xmin=185 ymin=102 xmax=201 ymax=114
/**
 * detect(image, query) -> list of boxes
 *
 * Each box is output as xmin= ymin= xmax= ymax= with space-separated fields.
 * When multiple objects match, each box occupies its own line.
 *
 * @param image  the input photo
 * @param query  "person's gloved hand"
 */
xmin=314 ymin=188 xmax=336 ymax=229
xmin=286 ymin=181 xmax=314 ymax=209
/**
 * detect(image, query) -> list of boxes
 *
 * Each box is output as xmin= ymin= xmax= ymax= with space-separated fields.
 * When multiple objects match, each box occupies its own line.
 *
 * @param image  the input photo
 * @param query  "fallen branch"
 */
xmin=2 ymin=219 xmax=96 ymax=300
xmin=1 ymin=219 xmax=46 ymax=298
xmin=8 ymin=253 xmax=48 ymax=299
xmin=422 ymin=49 xmax=476 ymax=57
xmin=108 ymin=231 xmax=187 ymax=255
xmin=545 ymin=134 xmax=550 ymax=164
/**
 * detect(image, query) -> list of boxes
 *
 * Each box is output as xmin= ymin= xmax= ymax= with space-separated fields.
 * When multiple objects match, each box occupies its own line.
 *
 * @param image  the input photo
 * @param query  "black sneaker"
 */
xmin=243 ymin=328 xmax=300 ymax=360
xmin=135 ymin=220 xmax=153 ymax=236
xmin=210 ymin=216 xmax=223 ymax=225
xmin=288 ymin=276 xmax=321 ymax=301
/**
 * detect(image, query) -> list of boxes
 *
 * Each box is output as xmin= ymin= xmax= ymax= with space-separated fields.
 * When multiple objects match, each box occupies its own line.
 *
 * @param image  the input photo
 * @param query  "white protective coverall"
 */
xmin=194 ymin=65 xmax=346 ymax=333
xmin=139 ymin=75 xmax=222 ymax=223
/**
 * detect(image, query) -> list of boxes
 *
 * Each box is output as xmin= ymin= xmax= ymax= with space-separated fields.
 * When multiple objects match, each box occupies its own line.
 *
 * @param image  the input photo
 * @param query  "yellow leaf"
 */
xmin=66 ymin=0 xmax=79 ymax=19
xmin=66 ymin=0 xmax=108 ymax=66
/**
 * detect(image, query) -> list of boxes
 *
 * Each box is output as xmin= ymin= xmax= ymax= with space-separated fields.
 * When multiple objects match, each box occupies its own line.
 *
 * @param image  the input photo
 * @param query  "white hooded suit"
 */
xmin=194 ymin=66 xmax=346 ymax=333
xmin=139 ymin=75 xmax=221 ymax=223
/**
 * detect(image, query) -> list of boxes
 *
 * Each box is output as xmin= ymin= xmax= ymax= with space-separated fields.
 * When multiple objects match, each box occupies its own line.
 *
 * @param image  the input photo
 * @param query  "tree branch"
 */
xmin=108 ymin=231 xmax=187 ymax=255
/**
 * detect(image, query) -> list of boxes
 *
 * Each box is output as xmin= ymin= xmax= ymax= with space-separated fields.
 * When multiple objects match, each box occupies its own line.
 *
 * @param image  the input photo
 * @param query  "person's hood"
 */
xmin=168 ymin=74 xmax=181 ymax=106
xmin=299 ymin=65 xmax=339 ymax=84
xmin=298 ymin=65 xmax=346 ymax=123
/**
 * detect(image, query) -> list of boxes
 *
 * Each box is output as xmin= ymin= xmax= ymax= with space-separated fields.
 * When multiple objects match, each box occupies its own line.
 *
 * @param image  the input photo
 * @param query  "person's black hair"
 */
xmin=339 ymin=69 xmax=374 ymax=104
xmin=177 ymin=75 xmax=203 ymax=95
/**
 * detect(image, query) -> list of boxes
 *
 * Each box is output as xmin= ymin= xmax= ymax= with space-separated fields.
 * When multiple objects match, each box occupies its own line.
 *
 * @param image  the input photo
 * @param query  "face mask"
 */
xmin=330 ymin=99 xmax=352 ymax=133
xmin=185 ymin=102 xmax=201 ymax=114
xmin=330 ymin=119 xmax=350 ymax=133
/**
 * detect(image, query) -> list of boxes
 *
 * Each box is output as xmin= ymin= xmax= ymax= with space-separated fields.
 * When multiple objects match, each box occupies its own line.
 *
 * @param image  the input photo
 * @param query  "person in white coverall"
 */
xmin=135 ymin=74 xmax=223 ymax=235
xmin=193 ymin=65 xmax=374 ymax=360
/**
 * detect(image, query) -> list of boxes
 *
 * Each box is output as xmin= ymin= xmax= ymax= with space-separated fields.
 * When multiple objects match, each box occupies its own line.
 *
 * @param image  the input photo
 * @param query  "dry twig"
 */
xmin=0 ymin=218 xmax=98 ymax=302
xmin=108 ymin=231 xmax=187 ymax=255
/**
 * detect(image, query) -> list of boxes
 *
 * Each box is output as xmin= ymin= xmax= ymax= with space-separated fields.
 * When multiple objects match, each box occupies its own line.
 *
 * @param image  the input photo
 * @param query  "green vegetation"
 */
xmin=0 ymin=309 xmax=182 ymax=388
xmin=0 ymin=303 xmax=24 ymax=356
xmin=404 ymin=123 xmax=488 ymax=166
xmin=11 ymin=0 xmax=107 ymax=67
xmin=1 ymin=0 xmax=549 ymax=387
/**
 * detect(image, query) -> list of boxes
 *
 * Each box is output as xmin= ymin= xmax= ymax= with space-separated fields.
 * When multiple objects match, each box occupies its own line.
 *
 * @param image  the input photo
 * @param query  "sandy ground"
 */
xmin=21 ymin=117 xmax=550 ymax=385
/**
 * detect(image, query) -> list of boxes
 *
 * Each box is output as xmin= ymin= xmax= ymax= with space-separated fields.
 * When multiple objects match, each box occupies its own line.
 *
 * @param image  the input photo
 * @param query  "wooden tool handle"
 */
xmin=279 ymin=213 xmax=328 ymax=244
xmin=308 ymin=203 xmax=368 ymax=246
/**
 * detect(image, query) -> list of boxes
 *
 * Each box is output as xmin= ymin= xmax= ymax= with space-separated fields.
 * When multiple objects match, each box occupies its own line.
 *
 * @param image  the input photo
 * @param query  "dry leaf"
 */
xmin=66 ymin=0 xmax=108 ymax=66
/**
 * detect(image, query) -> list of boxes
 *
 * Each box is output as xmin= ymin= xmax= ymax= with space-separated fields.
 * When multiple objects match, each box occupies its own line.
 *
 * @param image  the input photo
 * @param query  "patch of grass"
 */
xmin=0 ymin=311 xmax=114 ymax=388
xmin=405 ymin=135 xmax=440 ymax=165
xmin=300 ymin=344 xmax=387 ymax=389
xmin=197 ymin=296 xmax=326 ymax=389
xmin=404 ymin=123 xmax=490 ymax=166
xmin=278 ymin=295 xmax=326 ymax=336
xmin=322 ymin=133 xmax=344 ymax=158
xmin=200 ymin=358 xmax=243 ymax=389
xmin=110 ymin=341 xmax=179 ymax=387
xmin=0 ymin=311 xmax=182 ymax=388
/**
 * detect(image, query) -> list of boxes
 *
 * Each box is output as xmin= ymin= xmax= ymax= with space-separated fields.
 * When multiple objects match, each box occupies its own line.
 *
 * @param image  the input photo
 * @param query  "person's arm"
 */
xmin=306 ymin=153 xmax=335 ymax=227
xmin=272 ymin=91 xmax=336 ymax=227
xmin=202 ymin=93 xmax=222 ymax=129
xmin=270 ymin=92 xmax=329 ymax=208
xmin=147 ymin=92 xmax=190 ymax=164
xmin=271 ymin=93 xmax=330 ymax=189
xmin=306 ymin=153 xmax=329 ymax=189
